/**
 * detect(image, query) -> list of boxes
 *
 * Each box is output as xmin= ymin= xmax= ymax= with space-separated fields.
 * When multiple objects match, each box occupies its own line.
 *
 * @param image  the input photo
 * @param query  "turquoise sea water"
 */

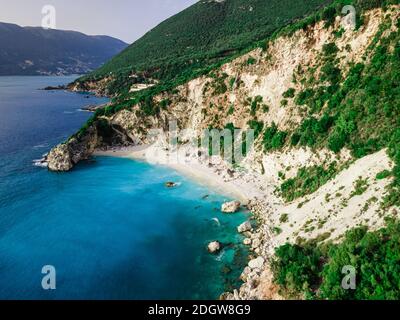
xmin=0 ymin=76 xmax=248 ymax=299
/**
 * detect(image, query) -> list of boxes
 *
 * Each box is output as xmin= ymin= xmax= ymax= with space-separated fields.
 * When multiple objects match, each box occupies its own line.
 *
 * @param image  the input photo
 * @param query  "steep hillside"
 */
xmin=0 ymin=22 xmax=128 ymax=75
xmin=73 ymin=0 xmax=333 ymax=95
xmin=48 ymin=0 xmax=400 ymax=300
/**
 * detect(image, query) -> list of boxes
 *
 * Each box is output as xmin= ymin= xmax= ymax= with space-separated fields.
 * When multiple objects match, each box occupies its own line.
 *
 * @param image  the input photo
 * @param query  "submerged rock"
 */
xmin=237 ymin=221 xmax=252 ymax=233
xmin=207 ymin=241 xmax=221 ymax=254
xmin=221 ymin=265 xmax=232 ymax=274
xmin=221 ymin=201 xmax=241 ymax=213
xmin=165 ymin=181 xmax=178 ymax=188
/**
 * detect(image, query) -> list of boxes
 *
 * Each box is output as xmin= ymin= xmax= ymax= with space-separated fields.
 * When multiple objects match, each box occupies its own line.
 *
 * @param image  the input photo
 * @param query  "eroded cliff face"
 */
xmin=47 ymin=144 xmax=73 ymax=172
xmin=47 ymin=6 xmax=400 ymax=300
xmin=47 ymin=126 xmax=99 ymax=172
xmin=48 ymin=7 xmax=398 ymax=174
xmin=46 ymin=109 xmax=158 ymax=171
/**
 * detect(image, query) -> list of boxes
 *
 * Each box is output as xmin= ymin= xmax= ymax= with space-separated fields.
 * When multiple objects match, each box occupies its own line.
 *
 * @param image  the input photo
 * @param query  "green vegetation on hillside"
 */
xmin=81 ymin=0 xmax=333 ymax=95
xmin=290 ymin=114 xmax=335 ymax=147
xmin=241 ymin=0 xmax=400 ymax=206
xmin=76 ymin=0 xmax=395 ymax=120
xmin=272 ymin=219 xmax=400 ymax=299
xmin=262 ymin=123 xmax=288 ymax=152
xmin=290 ymin=5 xmax=400 ymax=207
xmin=280 ymin=162 xmax=341 ymax=202
xmin=73 ymin=1 xmax=400 ymax=211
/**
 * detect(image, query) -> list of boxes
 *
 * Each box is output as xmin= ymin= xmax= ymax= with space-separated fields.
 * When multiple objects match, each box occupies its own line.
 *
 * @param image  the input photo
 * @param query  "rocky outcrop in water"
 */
xmin=41 ymin=85 xmax=66 ymax=91
xmin=221 ymin=200 xmax=281 ymax=300
xmin=207 ymin=241 xmax=221 ymax=254
xmin=47 ymin=144 xmax=73 ymax=171
xmin=237 ymin=221 xmax=252 ymax=233
xmin=47 ymin=126 xmax=99 ymax=172
xmin=221 ymin=201 xmax=241 ymax=213
xmin=248 ymin=257 xmax=265 ymax=270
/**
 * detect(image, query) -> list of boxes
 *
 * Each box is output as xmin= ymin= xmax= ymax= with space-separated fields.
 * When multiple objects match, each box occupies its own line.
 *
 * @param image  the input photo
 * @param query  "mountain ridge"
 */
xmin=0 ymin=22 xmax=128 ymax=76
xmin=74 ymin=0 xmax=334 ymax=96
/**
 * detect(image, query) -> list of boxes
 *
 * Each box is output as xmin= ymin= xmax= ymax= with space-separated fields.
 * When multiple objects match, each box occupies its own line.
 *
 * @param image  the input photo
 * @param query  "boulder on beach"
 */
xmin=248 ymin=257 xmax=265 ymax=270
xmin=221 ymin=201 xmax=241 ymax=213
xmin=237 ymin=221 xmax=252 ymax=233
xmin=243 ymin=238 xmax=252 ymax=246
xmin=207 ymin=241 xmax=221 ymax=254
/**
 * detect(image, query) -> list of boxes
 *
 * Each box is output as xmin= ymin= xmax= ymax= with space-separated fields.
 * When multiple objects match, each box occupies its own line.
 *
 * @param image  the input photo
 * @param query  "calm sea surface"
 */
xmin=0 ymin=76 xmax=248 ymax=299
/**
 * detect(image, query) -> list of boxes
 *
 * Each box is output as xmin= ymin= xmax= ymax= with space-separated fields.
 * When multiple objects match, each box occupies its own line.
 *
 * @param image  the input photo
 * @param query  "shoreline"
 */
xmin=94 ymin=145 xmax=267 ymax=204
xmin=94 ymin=144 xmax=275 ymax=300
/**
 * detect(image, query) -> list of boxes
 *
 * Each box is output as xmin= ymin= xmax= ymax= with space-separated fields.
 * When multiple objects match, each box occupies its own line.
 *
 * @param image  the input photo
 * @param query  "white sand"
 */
xmin=94 ymin=145 xmax=267 ymax=203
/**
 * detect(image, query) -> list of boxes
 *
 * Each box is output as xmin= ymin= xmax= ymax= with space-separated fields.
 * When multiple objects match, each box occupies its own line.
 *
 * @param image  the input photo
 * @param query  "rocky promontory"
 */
xmin=47 ymin=126 xmax=99 ymax=172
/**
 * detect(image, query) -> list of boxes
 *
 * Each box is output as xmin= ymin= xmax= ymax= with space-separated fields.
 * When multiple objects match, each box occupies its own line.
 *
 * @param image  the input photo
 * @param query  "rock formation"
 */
xmin=221 ymin=201 xmax=241 ymax=213
xmin=207 ymin=241 xmax=222 ymax=254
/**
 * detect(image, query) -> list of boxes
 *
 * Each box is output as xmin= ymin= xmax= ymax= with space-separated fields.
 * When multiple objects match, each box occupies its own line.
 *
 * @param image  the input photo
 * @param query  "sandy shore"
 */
xmin=94 ymin=145 xmax=268 ymax=203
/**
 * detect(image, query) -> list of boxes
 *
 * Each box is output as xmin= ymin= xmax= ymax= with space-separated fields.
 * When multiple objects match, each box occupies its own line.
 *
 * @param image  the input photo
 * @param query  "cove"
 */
xmin=0 ymin=157 xmax=249 ymax=299
xmin=0 ymin=76 xmax=249 ymax=300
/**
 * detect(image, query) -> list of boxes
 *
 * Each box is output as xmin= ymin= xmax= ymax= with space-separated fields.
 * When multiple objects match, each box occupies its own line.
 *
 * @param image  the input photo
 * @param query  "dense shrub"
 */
xmin=376 ymin=170 xmax=391 ymax=180
xmin=248 ymin=120 xmax=264 ymax=138
xmin=159 ymin=98 xmax=171 ymax=109
xmin=291 ymin=114 xmax=334 ymax=147
xmin=295 ymin=88 xmax=315 ymax=106
xmin=263 ymin=123 xmax=288 ymax=152
xmin=246 ymin=57 xmax=257 ymax=65
xmin=280 ymin=162 xmax=339 ymax=201
xmin=320 ymin=62 xmax=341 ymax=85
xmin=322 ymin=43 xmax=339 ymax=56
xmin=272 ymin=220 xmax=400 ymax=300
xmin=321 ymin=6 xmax=338 ymax=27
xmin=328 ymin=129 xmax=348 ymax=152
xmin=283 ymin=88 xmax=296 ymax=98
xmin=272 ymin=243 xmax=323 ymax=297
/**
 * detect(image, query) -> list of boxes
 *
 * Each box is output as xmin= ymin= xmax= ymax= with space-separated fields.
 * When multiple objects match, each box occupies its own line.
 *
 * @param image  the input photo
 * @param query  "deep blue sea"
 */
xmin=0 ymin=76 xmax=248 ymax=300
